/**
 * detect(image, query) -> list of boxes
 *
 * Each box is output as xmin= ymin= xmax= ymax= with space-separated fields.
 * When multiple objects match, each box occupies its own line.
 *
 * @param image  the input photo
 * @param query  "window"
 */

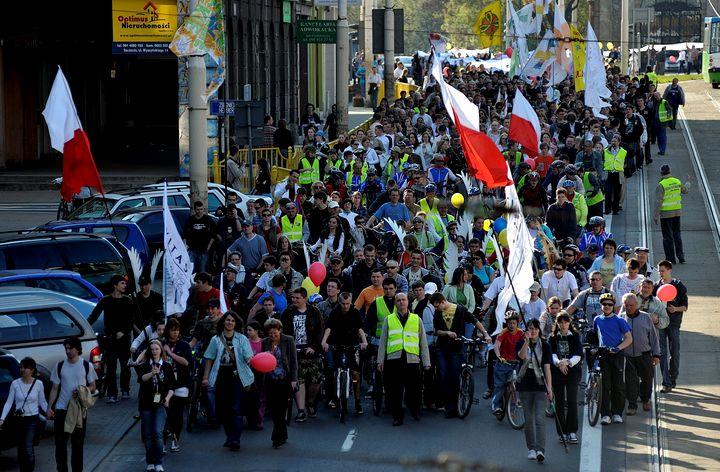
xmin=115 ymin=198 xmax=146 ymax=210
xmin=0 ymin=309 xmax=83 ymax=344
xmin=208 ymin=193 xmax=222 ymax=212
xmin=35 ymin=278 xmax=97 ymax=300
xmin=88 ymin=226 xmax=130 ymax=243
xmin=149 ymin=195 xmax=188 ymax=207
xmin=60 ymin=241 xmax=124 ymax=293
xmin=5 ymin=244 xmax=65 ymax=270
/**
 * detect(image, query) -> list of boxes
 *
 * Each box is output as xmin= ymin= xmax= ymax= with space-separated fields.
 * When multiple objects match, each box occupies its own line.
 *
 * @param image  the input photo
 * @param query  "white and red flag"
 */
xmin=509 ymin=88 xmax=541 ymax=157
xmin=430 ymin=54 xmax=512 ymax=188
xmin=42 ymin=67 xmax=104 ymax=202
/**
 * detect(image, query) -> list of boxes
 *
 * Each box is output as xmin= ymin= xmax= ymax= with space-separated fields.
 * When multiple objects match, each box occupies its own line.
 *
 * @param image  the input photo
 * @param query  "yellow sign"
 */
xmin=473 ymin=1 xmax=503 ymax=49
xmin=112 ymin=0 xmax=177 ymax=54
xmin=570 ymin=25 xmax=586 ymax=92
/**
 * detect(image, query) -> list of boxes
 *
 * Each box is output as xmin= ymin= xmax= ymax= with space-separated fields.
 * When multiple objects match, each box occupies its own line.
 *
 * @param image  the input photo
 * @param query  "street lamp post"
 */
xmin=337 ymin=0 xmax=349 ymax=134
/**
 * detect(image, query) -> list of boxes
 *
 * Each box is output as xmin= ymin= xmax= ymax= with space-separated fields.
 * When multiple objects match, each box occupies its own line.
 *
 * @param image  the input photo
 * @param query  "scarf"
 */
xmin=518 ymin=339 xmax=545 ymax=386
xmin=442 ymin=304 xmax=457 ymax=330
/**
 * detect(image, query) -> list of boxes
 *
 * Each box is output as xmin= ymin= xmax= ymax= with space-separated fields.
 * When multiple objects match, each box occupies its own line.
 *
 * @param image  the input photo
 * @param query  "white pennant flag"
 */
xmin=493 ymin=182 xmax=535 ymax=335
xmin=584 ymin=21 xmax=611 ymax=118
xmin=163 ymin=182 xmax=194 ymax=316
xmin=219 ymin=269 xmax=228 ymax=313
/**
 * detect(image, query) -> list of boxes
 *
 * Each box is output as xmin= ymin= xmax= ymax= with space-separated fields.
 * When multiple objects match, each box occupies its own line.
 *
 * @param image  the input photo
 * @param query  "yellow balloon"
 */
xmin=301 ymin=277 xmax=319 ymax=296
xmin=498 ymin=228 xmax=508 ymax=248
xmin=483 ymin=219 xmax=492 ymax=232
xmin=606 ymin=41 xmax=614 ymax=50
xmin=451 ymin=193 xmax=465 ymax=208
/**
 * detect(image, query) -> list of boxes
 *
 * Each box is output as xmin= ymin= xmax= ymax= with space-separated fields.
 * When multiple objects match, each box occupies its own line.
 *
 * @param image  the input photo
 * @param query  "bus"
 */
xmin=703 ymin=17 xmax=720 ymax=88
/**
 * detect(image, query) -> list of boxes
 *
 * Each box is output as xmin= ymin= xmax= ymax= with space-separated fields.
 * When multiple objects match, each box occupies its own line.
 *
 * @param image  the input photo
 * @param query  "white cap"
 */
xmin=424 ymin=282 xmax=438 ymax=295
xmin=328 ymin=201 xmax=339 ymax=209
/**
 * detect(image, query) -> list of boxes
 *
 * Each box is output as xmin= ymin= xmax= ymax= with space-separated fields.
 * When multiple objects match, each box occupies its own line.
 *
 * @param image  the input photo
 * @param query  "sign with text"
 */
xmin=296 ymin=20 xmax=337 ymax=44
xmin=112 ymin=0 xmax=177 ymax=54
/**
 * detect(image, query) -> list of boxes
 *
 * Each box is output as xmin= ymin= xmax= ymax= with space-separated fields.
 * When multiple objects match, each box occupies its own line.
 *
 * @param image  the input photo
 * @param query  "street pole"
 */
xmin=362 ymin=0 xmax=373 ymax=107
xmin=336 ymin=0 xmax=349 ymax=134
xmin=383 ymin=0 xmax=394 ymax=103
xmin=621 ymin=0 xmax=629 ymax=75
xmin=188 ymin=0 xmax=208 ymax=207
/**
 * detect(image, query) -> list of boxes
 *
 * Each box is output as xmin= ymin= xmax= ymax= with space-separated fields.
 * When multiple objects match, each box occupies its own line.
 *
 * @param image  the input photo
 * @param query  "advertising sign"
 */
xmin=297 ymin=20 xmax=337 ymax=44
xmin=112 ymin=0 xmax=177 ymax=54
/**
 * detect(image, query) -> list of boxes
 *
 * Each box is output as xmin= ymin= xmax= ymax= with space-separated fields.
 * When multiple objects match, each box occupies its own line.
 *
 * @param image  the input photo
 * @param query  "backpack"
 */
xmin=52 ymin=359 xmax=91 ymax=408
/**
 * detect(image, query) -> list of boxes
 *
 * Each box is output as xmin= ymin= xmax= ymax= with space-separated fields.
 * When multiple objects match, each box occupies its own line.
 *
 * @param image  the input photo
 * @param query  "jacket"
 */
xmin=261 ymin=335 xmax=298 ymax=382
xmin=589 ymin=255 xmax=626 ymax=277
xmin=64 ymin=385 xmax=95 ymax=433
xmin=620 ymin=310 xmax=661 ymax=358
xmin=203 ymin=332 xmax=255 ymax=388
xmin=280 ymin=305 xmax=325 ymax=353
xmin=441 ymin=283 xmax=476 ymax=313
xmin=377 ymin=311 xmax=431 ymax=366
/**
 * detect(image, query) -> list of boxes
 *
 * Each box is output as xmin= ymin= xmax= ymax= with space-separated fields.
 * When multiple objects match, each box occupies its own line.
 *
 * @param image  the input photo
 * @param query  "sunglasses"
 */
xmin=563 ymin=254 xmax=575 ymax=258
xmin=553 ymin=267 xmax=564 ymax=271
xmin=601 ymin=302 xmax=615 ymax=307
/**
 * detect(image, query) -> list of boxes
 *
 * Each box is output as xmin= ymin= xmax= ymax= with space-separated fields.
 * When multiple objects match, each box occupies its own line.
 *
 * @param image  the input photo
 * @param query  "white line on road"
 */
xmin=705 ymin=91 xmax=720 ymax=113
xmin=341 ymin=428 xmax=357 ymax=452
xmin=579 ymin=393 xmax=602 ymax=472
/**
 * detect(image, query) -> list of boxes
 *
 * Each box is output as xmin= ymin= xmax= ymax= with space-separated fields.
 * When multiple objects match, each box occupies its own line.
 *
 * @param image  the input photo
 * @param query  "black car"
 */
xmin=0 ymin=348 xmax=21 ymax=450
xmin=0 ymin=232 xmax=136 ymax=294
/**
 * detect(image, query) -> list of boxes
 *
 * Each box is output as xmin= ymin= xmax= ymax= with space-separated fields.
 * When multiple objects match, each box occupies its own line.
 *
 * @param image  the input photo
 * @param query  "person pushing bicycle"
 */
xmin=491 ymin=311 xmax=524 ymax=417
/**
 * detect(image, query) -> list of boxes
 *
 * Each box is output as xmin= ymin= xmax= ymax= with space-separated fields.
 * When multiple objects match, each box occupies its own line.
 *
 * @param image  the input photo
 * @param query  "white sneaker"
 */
xmin=600 ymin=416 xmax=611 ymax=425
xmin=155 ymin=466 xmax=164 ymax=472
xmin=568 ymin=432 xmax=579 ymax=444
xmin=612 ymin=414 xmax=623 ymax=424
xmin=146 ymin=465 xmax=155 ymax=471
xmin=527 ymin=449 xmax=537 ymax=460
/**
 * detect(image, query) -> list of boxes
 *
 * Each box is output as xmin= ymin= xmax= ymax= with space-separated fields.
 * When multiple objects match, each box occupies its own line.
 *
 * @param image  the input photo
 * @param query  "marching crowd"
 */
xmin=1 ymin=57 xmax=692 ymax=471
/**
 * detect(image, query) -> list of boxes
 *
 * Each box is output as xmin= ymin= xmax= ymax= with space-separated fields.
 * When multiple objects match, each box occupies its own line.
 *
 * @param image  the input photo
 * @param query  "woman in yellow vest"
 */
xmin=377 ymin=293 xmax=431 ymax=425
xmin=653 ymin=165 xmax=688 ymax=264
xmin=299 ymin=145 xmax=321 ymax=190
xmin=603 ymin=135 xmax=626 ymax=215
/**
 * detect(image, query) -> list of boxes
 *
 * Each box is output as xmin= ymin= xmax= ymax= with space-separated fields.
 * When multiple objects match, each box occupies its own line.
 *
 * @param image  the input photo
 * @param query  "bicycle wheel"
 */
xmin=373 ymin=371 xmax=383 ymax=416
xmin=458 ymin=367 xmax=475 ymax=419
xmin=507 ymin=386 xmax=525 ymax=430
xmin=587 ymin=374 xmax=602 ymax=427
xmin=496 ymin=389 xmax=508 ymax=421
xmin=339 ymin=371 xmax=348 ymax=423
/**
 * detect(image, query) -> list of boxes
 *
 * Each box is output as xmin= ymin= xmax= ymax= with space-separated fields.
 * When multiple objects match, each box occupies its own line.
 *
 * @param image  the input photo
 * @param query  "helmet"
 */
xmin=527 ymin=172 xmax=540 ymax=181
xmin=617 ymin=244 xmax=631 ymax=254
xmin=424 ymin=183 xmax=437 ymax=193
xmin=599 ymin=293 xmax=616 ymax=304
xmin=564 ymin=164 xmax=578 ymax=174
xmin=564 ymin=244 xmax=580 ymax=254
xmin=504 ymin=310 xmax=520 ymax=322
xmin=309 ymin=294 xmax=324 ymax=304
xmin=561 ymin=180 xmax=576 ymax=188
xmin=468 ymin=186 xmax=481 ymax=196
xmin=588 ymin=216 xmax=605 ymax=227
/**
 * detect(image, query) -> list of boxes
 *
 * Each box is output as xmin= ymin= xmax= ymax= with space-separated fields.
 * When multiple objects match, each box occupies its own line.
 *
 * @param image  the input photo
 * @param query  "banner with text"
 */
xmin=112 ymin=0 xmax=177 ymax=54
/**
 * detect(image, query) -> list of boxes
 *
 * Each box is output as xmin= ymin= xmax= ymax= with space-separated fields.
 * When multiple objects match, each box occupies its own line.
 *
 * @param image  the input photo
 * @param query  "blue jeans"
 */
xmin=656 ymin=124 xmax=667 ymax=153
xmin=18 ymin=415 xmax=37 ymax=472
xmin=436 ymin=350 xmax=462 ymax=414
xmin=491 ymin=361 xmax=517 ymax=411
xmin=188 ymin=250 xmax=208 ymax=273
xmin=140 ymin=407 xmax=167 ymax=466
xmin=659 ymin=324 xmax=680 ymax=387
xmin=215 ymin=370 xmax=244 ymax=444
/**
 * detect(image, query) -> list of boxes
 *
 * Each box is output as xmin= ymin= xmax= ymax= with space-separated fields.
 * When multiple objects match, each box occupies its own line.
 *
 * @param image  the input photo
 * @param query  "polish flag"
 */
xmin=509 ymin=88 xmax=541 ymax=158
xmin=430 ymin=54 xmax=512 ymax=188
xmin=42 ymin=67 xmax=104 ymax=202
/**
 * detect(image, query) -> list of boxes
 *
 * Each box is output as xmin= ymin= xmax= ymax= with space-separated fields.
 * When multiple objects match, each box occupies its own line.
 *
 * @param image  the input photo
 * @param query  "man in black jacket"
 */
xmin=620 ymin=104 xmax=644 ymax=174
xmin=88 ymin=274 xmax=139 ymax=403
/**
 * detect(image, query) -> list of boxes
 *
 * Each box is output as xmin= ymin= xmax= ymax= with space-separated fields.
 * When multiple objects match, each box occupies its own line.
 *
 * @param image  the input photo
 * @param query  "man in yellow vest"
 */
xmin=377 ymin=292 xmax=430 ymax=425
xmin=603 ymin=135 xmax=627 ymax=215
xmin=653 ymin=165 xmax=688 ymax=264
xmin=654 ymin=91 xmax=672 ymax=156
xmin=299 ymin=145 xmax=321 ymax=190
xmin=583 ymin=167 xmax=605 ymax=220
xmin=418 ymin=183 xmax=440 ymax=217
xmin=279 ymin=202 xmax=309 ymax=243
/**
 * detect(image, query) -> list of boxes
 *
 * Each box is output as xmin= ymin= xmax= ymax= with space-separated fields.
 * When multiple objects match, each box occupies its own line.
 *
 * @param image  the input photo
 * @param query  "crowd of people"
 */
xmin=1 ymin=54 xmax=693 ymax=470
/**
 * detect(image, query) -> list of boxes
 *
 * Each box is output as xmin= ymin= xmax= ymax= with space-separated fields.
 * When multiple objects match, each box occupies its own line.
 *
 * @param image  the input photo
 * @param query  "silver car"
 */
xmin=0 ymin=287 xmax=101 ymax=386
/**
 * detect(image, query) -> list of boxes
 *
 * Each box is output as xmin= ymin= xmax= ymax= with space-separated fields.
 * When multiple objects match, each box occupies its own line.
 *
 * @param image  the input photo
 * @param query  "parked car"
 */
xmin=0 ymin=348 xmax=21 ymax=450
xmin=0 ymin=232 xmax=136 ymax=294
xmin=35 ymin=220 xmax=150 ymax=264
xmin=66 ymin=182 xmax=272 ymax=221
xmin=0 ymin=287 xmax=103 ymax=411
xmin=113 ymin=206 xmax=216 ymax=260
xmin=0 ymin=270 xmax=103 ymax=303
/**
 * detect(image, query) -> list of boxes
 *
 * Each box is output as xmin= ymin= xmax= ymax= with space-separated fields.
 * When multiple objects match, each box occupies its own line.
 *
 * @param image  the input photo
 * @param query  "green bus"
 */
xmin=703 ymin=17 xmax=720 ymax=88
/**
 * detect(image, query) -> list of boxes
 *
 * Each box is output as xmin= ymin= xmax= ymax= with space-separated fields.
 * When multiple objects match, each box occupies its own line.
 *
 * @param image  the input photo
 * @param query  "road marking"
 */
xmin=341 ymin=428 xmax=357 ymax=452
xmin=605 ymin=213 xmax=613 ymax=233
xmin=705 ymin=91 xmax=720 ymax=112
xmin=579 ymin=389 xmax=602 ymax=472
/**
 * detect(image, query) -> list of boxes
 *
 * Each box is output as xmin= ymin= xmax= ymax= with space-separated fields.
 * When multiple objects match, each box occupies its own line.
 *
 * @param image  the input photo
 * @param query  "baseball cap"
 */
xmin=561 ymin=180 xmax=576 ymax=188
xmin=424 ymin=282 xmax=438 ymax=295
xmin=587 ymin=244 xmax=600 ymax=253
xmin=634 ymin=246 xmax=650 ymax=253
xmin=225 ymin=265 xmax=239 ymax=274
xmin=240 ymin=220 xmax=253 ymax=226
xmin=529 ymin=281 xmax=541 ymax=292
xmin=328 ymin=201 xmax=339 ymax=209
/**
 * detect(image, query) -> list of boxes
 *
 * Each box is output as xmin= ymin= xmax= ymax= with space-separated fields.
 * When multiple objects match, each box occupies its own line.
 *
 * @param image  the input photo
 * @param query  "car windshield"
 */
xmin=68 ymin=197 xmax=118 ymax=220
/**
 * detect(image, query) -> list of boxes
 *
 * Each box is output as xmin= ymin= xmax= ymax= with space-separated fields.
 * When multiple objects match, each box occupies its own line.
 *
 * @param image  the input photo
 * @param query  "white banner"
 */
xmin=163 ymin=182 xmax=194 ymax=315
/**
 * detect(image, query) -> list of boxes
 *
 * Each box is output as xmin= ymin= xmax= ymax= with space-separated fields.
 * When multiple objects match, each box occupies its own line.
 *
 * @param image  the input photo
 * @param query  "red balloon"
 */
xmin=308 ymin=262 xmax=327 ymax=286
xmin=524 ymin=157 xmax=536 ymax=170
xmin=657 ymin=283 xmax=677 ymax=302
xmin=505 ymin=47 xmax=513 ymax=58
xmin=250 ymin=352 xmax=277 ymax=373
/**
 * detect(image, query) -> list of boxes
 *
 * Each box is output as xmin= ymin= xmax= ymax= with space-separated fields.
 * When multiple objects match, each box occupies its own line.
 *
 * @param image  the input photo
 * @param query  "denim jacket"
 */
xmin=203 ymin=332 xmax=254 ymax=388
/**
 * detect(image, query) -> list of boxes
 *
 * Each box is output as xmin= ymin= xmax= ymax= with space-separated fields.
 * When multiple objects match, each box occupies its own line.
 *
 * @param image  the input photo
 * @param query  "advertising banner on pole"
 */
xmin=112 ymin=0 xmax=177 ymax=54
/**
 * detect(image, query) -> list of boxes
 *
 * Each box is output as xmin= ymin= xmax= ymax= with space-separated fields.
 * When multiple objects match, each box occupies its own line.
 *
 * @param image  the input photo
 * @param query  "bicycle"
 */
xmin=494 ymin=361 xmax=525 ymax=430
xmin=583 ymin=345 xmax=614 ymax=427
xmin=333 ymin=345 xmax=360 ymax=423
xmin=186 ymin=341 xmax=207 ymax=432
xmin=458 ymin=337 xmax=481 ymax=418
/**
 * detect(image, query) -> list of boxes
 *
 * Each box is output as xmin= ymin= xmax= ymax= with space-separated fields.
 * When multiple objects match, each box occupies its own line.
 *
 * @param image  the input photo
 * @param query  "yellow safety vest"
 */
xmin=583 ymin=172 xmax=605 ymax=206
xmin=659 ymin=177 xmax=682 ymax=212
xmin=419 ymin=197 xmax=439 ymax=216
xmin=386 ymin=313 xmax=421 ymax=355
xmin=658 ymin=100 xmax=673 ymax=123
xmin=504 ymin=150 xmax=523 ymax=167
xmin=299 ymin=157 xmax=320 ymax=185
xmin=603 ymin=148 xmax=626 ymax=172
xmin=645 ymin=72 xmax=658 ymax=87
xmin=375 ymin=296 xmax=397 ymax=337
xmin=281 ymin=214 xmax=304 ymax=242
xmin=431 ymin=214 xmax=455 ymax=235
xmin=385 ymin=154 xmax=409 ymax=178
